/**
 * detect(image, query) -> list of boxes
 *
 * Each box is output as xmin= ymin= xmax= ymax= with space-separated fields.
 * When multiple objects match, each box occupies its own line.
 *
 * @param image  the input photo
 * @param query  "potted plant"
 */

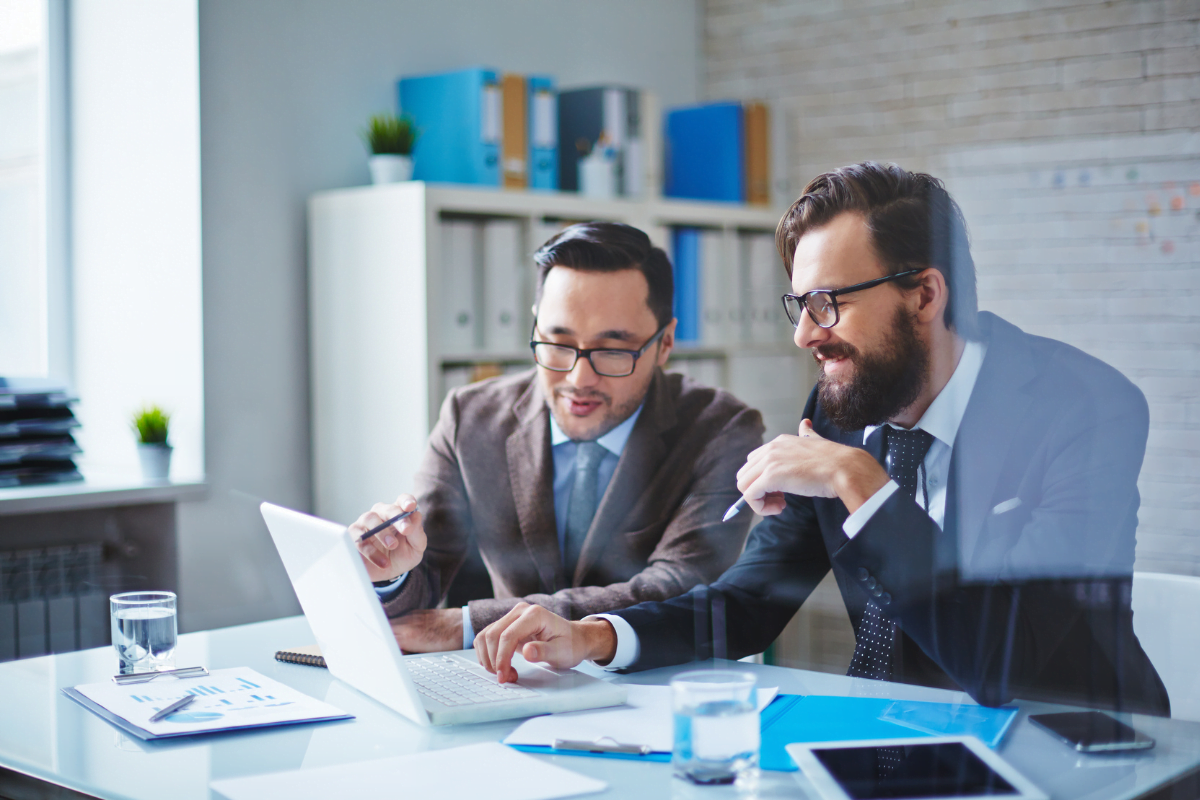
xmin=361 ymin=112 xmax=419 ymax=184
xmin=132 ymin=405 xmax=172 ymax=482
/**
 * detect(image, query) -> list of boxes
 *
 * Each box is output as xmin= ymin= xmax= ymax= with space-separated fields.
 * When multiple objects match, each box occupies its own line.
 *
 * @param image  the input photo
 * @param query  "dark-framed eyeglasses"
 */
xmin=529 ymin=319 xmax=669 ymax=378
xmin=781 ymin=268 xmax=925 ymax=329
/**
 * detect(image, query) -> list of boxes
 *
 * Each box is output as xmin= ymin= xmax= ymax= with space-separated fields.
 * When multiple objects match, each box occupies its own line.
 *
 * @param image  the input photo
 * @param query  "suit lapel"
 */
xmin=572 ymin=370 xmax=673 ymax=586
xmin=950 ymin=313 xmax=1038 ymax=570
xmin=506 ymin=382 xmax=562 ymax=592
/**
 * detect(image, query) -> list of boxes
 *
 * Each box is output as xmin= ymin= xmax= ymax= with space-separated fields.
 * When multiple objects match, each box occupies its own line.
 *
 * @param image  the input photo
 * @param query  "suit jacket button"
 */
xmin=872 ymin=585 xmax=883 ymax=598
xmin=857 ymin=568 xmax=869 ymax=581
xmin=880 ymin=593 xmax=892 ymax=606
xmin=866 ymin=576 xmax=877 ymax=590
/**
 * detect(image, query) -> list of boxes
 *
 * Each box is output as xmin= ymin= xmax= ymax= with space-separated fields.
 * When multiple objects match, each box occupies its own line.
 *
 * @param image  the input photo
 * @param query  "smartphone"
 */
xmin=1029 ymin=711 xmax=1155 ymax=753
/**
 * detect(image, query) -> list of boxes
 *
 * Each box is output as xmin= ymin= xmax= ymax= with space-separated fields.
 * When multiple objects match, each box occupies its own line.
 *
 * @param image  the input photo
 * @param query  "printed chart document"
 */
xmin=210 ymin=742 xmax=607 ymax=800
xmin=504 ymin=684 xmax=778 ymax=755
xmin=63 ymin=667 xmax=351 ymax=740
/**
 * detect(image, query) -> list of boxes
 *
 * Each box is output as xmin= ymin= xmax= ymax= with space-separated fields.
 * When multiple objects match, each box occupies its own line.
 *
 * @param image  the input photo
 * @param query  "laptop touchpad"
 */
xmin=510 ymin=655 xmax=597 ymax=691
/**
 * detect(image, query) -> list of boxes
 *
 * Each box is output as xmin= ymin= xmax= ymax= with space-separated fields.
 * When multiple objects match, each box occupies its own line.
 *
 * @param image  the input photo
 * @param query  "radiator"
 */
xmin=0 ymin=543 xmax=109 ymax=661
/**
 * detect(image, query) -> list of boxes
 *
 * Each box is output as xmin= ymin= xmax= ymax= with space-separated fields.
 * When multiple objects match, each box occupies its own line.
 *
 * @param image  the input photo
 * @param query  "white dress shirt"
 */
xmin=374 ymin=403 xmax=644 ymax=650
xmin=595 ymin=340 xmax=987 ymax=671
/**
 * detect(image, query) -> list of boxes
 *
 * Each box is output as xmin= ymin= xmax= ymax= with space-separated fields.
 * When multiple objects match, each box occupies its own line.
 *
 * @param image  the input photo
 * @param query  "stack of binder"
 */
xmin=398 ymin=68 xmax=557 ymax=190
xmin=0 ymin=378 xmax=83 ymax=488
xmin=670 ymin=229 xmax=790 ymax=346
xmin=664 ymin=100 xmax=771 ymax=205
xmin=438 ymin=216 xmax=529 ymax=356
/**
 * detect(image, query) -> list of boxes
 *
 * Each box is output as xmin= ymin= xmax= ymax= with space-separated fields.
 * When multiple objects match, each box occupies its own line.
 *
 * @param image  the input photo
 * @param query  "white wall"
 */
xmin=70 ymin=0 xmax=205 ymax=482
xmin=184 ymin=0 xmax=701 ymax=631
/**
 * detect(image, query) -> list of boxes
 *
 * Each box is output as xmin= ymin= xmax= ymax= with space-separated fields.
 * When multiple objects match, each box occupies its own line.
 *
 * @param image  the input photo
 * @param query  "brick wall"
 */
xmin=701 ymin=0 xmax=1199 ymax=671
xmin=706 ymin=0 xmax=1199 ymax=573
xmin=706 ymin=0 xmax=1196 ymax=178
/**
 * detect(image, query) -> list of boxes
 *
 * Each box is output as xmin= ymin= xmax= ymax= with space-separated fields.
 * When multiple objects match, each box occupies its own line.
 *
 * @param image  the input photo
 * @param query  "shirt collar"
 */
xmin=549 ymin=402 xmax=645 ymax=457
xmin=862 ymin=338 xmax=987 ymax=449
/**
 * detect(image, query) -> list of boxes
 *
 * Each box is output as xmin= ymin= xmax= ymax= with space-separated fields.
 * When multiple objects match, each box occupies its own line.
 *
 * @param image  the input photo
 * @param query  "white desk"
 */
xmin=2 ymin=615 xmax=1198 ymax=800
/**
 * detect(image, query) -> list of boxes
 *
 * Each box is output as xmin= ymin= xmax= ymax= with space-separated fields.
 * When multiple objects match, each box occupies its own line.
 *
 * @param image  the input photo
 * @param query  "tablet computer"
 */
xmin=785 ymin=736 xmax=1047 ymax=800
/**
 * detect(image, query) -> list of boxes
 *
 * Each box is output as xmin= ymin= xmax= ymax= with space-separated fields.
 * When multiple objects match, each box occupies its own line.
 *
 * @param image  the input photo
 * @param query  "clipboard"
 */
xmin=62 ymin=667 xmax=353 ymax=741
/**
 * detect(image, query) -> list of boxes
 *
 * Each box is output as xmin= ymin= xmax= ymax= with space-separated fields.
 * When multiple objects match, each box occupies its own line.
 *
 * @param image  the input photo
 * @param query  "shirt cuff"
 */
xmin=842 ymin=480 xmax=898 ymax=539
xmin=372 ymin=571 xmax=409 ymax=604
xmin=585 ymin=613 xmax=640 ymax=671
xmin=462 ymin=606 xmax=474 ymax=650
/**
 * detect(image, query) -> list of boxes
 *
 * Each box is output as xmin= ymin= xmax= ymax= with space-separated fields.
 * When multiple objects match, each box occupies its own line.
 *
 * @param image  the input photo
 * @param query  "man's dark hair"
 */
xmin=534 ymin=222 xmax=674 ymax=328
xmin=775 ymin=162 xmax=979 ymax=337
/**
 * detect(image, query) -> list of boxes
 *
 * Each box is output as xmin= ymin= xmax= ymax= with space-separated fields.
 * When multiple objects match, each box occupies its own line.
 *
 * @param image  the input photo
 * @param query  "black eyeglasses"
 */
xmin=529 ymin=319 xmax=669 ymax=377
xmin=781 ymin=268 xmax=925 ymax=329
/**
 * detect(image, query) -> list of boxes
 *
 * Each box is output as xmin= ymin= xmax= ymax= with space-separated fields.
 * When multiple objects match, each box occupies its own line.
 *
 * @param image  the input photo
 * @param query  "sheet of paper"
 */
xmin=210 ymin=742 xmax=607 ymax=800
xmin=504 ymin=684 xmax=778 ymax=753
xmin=74 ymin=667 xmax=348 ymax=736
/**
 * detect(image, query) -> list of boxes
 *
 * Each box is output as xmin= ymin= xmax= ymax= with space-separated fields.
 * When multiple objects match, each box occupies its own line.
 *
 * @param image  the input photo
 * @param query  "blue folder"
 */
xmin=759 ymin=695 xmax=1018 ymax=771
xmin=664 ymin=101 xmax=744 ymax=202
xmin=672 ymin=227 xmax=700 ymax=342
xmin=398 ymin=67 xmax=501 ymax=186
xmin=508 ymin=694 xmax=1017 ymax=772
xmin=528 ymin=76 xmax=558 ymax=191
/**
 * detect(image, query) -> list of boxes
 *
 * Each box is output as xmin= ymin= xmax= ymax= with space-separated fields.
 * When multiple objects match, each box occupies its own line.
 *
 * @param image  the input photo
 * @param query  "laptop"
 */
xmin=260 ymin=502 xmax=627 ymax=726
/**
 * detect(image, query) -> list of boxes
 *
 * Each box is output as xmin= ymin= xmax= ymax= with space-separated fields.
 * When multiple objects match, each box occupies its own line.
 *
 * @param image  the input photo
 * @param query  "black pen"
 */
xmin=149 ymin=693 xmax=195 ymax=723
xmin=358 ymin=509 xmax=415 ymax=543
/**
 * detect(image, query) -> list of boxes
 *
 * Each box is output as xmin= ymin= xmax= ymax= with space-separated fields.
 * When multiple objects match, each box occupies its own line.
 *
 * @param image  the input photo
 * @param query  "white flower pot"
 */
xmin=137 ymin=443 xmax=173 ymax=482
xmin=369 ymin=154 xmax=414 ymax=184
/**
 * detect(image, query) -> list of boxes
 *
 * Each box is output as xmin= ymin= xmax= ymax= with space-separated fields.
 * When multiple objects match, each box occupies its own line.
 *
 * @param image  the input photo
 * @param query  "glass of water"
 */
xmin=671 ymin=669 xmax=759 ymax=786
xmin=110 ymin=591 xmax=177 ymax=674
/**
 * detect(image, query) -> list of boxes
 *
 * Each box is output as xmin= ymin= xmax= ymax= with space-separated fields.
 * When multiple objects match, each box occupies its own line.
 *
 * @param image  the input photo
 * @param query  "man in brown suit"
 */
xmin=353 ymin=222 xmax=764 ymax=653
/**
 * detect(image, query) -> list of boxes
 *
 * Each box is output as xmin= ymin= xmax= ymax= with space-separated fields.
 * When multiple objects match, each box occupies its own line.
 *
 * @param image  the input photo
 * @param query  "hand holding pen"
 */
xmin=349 ymin=495 xmax=426 ymax=583
xmin=722 ymin=424 xmax=819 ymax=521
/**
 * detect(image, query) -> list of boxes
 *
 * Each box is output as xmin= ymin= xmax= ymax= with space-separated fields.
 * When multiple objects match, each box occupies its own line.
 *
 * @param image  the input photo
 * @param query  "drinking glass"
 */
xmin=110 ymin=591 xmax=177 ymax=674
xmin=671 ymin=670 xmax=759 ymax=785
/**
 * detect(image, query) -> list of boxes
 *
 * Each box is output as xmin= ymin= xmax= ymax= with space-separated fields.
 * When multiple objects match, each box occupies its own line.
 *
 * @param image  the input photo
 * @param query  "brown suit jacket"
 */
xmin=382 ymin=367 xmax=765 ymax=633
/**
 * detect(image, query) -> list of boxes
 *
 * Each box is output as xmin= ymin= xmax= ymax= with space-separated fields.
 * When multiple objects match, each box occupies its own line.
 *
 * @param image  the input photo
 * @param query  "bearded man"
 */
xmin=474 ymin=162 xmax=1170 ymax=717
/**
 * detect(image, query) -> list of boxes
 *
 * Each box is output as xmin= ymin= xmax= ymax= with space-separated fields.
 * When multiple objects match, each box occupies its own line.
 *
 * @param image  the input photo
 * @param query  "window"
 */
xmin=0 ymin=0 xmax=66 ymax=380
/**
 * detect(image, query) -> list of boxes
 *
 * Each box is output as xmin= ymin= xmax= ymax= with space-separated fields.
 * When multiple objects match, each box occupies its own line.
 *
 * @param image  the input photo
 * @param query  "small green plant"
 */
xmin=131 ymin=405 xmax=171 ymax=445
xmin=360 ymin=112 xmax=419 ymax=155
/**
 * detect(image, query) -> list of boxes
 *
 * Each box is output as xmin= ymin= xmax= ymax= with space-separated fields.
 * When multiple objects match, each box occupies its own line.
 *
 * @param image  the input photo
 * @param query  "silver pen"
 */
xmin=721 ymin=497 xmax=747 ymax=522
xmin=149 ymin=693 xmax=195 ymax=723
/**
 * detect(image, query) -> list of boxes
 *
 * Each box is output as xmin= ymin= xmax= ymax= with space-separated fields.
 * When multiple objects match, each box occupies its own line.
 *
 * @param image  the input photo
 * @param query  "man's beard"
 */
xmin=815 ymin=307 xmax=929 ymax=432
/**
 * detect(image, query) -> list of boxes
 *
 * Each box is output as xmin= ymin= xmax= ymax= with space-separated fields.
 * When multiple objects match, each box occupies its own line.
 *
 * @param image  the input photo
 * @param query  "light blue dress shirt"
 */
xmin=375 ymin=403 xmax=644 ymax=650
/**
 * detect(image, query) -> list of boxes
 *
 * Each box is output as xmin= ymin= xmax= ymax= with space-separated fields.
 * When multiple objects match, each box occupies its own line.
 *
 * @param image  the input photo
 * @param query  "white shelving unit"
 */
xmin=308 ymin=182 xmax=815 ymax=524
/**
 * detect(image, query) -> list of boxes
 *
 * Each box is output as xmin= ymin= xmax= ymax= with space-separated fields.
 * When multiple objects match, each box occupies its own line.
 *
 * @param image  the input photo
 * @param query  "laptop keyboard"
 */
xmin=407 ymin=655 xmax=539 ymax=706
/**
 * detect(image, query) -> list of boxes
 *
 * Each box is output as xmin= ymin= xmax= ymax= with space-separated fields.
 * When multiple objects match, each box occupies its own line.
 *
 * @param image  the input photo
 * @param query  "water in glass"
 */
xmin=110 ymin=592 xmax=177 ymax=674
xmin=671 ymin=670 xmax=759 ymax=785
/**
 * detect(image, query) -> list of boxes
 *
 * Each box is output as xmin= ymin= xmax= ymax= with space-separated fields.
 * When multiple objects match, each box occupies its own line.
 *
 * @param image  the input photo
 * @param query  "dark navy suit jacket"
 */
xmin=615 ymin=312 xmax=1169 ymax=715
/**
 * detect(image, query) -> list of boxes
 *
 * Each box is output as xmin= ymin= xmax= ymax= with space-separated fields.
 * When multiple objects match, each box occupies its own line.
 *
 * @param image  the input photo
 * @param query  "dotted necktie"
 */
xmin=846 ymin=426 xmax=935 ymax=682
xmin=563 ymin=441 xmax=607 ymax=580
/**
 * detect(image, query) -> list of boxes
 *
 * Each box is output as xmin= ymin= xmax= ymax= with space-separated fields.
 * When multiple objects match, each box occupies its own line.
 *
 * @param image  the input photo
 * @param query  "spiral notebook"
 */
xmin=275 ymin=645 xmax=326 ymax=668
